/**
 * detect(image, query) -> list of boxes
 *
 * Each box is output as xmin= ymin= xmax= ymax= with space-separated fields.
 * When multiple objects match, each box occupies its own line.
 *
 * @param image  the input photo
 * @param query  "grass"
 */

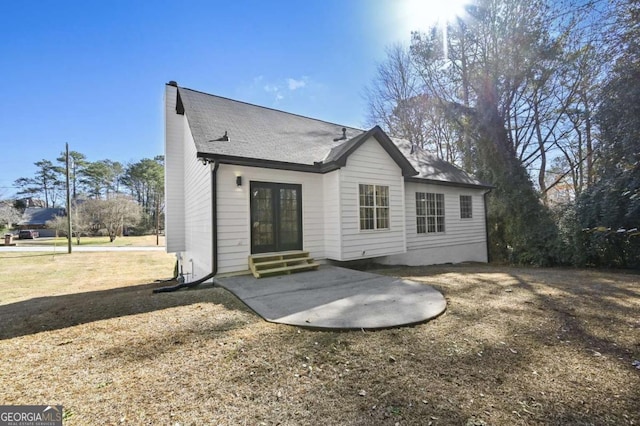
xmin=0 ymin=254 xmax=638 ymax=425
xmin=12 ymin=235 xmax=165 ymax=247
xmin=0 ymin=251 xmax=174 ymax=305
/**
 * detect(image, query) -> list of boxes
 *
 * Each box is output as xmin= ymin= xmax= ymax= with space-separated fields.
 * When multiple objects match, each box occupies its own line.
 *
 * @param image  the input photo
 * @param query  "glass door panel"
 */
xmin=251 ymin=186 xmax=275 ymax=253
xmin=278 ymin=188 xmax=300 ymax=251
xmin=250 ymin=182 xmax=302 ymax=254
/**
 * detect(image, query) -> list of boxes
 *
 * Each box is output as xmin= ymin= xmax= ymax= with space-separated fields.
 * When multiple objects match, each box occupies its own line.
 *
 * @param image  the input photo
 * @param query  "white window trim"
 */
xmin=460 ymin=194 xmax=473 ymax=220
xmin=358 ymin=184 xmax=390 ymax=231
xmin=416 ymin=192 xmax=445 ymax=234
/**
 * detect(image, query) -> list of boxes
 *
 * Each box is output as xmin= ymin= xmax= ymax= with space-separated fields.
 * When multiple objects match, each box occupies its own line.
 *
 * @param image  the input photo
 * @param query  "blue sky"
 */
xmin=0 ymin=0 xmax=433 ymax=196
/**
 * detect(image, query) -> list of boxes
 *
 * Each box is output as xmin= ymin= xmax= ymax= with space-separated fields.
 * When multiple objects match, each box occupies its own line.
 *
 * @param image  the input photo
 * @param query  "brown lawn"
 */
xmin=0 ymin=252 xmax=638 ymax=425
xmin=12 ymin=235 xmax=165 ymax=248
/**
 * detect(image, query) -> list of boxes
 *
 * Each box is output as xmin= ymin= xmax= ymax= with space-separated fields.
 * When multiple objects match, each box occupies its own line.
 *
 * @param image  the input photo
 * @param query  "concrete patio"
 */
xmin=215 ymin=265 xmax=447 ymax=329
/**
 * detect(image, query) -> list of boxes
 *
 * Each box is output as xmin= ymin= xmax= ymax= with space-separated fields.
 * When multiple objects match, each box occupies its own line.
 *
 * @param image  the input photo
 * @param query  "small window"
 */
xmin=416 ymin=192 xmax=445 ymax=233
xmin=359 ymin=184 xmax=389 ymax=230
xmin=460 ymin=195 xmax=472 ymax=219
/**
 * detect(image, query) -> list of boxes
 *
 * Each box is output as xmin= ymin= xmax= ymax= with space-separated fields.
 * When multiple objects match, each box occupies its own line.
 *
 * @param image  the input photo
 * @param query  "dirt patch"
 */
xmin=0 ymin=258 xmax=638 ymax=425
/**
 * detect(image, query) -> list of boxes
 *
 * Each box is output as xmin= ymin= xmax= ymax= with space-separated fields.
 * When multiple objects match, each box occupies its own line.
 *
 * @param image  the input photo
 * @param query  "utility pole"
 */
xmin=65 ymin=143 xmax=72 ymax=254
xmin=156 ymin=196 xmax=160 ymax=246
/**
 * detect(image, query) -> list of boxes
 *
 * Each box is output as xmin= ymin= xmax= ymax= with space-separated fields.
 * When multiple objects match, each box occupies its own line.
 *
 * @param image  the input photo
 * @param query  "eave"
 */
xmin=404 ymin=176 xmax=494 ymax=190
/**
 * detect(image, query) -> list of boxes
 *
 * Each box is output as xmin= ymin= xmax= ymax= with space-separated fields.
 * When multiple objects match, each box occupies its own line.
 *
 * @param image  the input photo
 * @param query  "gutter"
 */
xmin=404 ymin=176 xmax=494 ymax=190
xmin=153 ymin=159 xmax=219 ymax=293
xmin=483 ymin=188 xmax=492 ymax=263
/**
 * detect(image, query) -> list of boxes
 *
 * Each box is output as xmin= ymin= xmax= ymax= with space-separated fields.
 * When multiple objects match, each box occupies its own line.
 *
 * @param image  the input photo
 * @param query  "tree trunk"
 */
xmin=582 ymin=93 xmax=594 ymax=187
xmin=460 ymin=31 xmax=473 ymax=171
xmin=534 ymin=99 xmax=547 ymax=205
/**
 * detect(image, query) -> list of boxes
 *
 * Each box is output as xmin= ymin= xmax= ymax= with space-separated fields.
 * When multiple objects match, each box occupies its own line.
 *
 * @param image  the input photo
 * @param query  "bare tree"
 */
xmin=407 ymin=0 xmax=572 ymax=263
xmin=46 ymin=203 xmax=90 ymax=245
xmin=82 ymin=196 xmax=141 ymax=242
xmin=364 ymin=44 xmax=464 ymax=165
xmin=364 ymin=44 xmax=422 ymax=139
xmin=0 ymin=198 xmax=20 ymax=230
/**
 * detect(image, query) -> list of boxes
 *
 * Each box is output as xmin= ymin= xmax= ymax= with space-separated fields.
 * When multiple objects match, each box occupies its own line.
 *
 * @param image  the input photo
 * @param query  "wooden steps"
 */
xmin=249 ymin=251 xmax=319 ymax=278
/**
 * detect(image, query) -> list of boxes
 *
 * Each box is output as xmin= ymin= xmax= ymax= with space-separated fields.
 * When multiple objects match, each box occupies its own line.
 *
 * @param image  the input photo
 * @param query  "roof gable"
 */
xmin=324 ymin=126 xmax=417 ymax=177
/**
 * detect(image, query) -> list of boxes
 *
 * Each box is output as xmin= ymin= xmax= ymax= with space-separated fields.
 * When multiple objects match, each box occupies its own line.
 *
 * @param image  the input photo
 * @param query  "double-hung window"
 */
xmin=359 ymin=184 xmax=389 ymax=230
xmin=416 ymin=192 xmax=445 ymax=233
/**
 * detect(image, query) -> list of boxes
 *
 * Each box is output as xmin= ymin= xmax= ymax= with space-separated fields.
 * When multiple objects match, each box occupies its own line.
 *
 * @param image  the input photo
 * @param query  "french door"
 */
xmin=250 ymin=181 xmax=302 ymax=254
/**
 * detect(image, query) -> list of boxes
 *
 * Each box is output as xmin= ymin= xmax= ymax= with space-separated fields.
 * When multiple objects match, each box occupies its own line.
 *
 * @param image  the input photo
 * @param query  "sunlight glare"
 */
xmin=398 ymin=0 xmax=470 ymax=62
xmin=400 ymin=0 xmax=469 ymax=31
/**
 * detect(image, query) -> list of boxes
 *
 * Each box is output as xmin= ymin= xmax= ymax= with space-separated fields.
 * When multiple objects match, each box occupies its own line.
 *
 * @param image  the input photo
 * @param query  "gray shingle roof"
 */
xmin=19 ymin=208 xmax=66 ymax=226
xmin=175 ymin=85 xmax=490 ymax=188
xmin=392 ymin=138 xmax=491 ymax=188
xmin=178 ymin=87 xmax=363 ymax=165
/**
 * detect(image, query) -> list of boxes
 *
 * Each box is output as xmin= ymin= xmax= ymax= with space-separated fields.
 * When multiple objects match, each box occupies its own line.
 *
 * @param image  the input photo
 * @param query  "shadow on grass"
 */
xmin=507 ymin=271 xmax=639 ymax=361
xmin=0 ymin=281 xmax=252 ymax=341
xmin=387 ymin=263 xmax=640 ymax=344
xmin=367 ymin=264 xmax=640 ymax=424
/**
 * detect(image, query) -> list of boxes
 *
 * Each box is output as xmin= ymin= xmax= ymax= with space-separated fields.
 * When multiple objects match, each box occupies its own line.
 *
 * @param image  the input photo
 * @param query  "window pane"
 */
xmin=360 ymin=207 xmax=374 ymax=230
xmin=436 ymin=194 xmax=444 ymax=232
xmin=427 ymin=198 xmax=436 ymax=216
xmin=376 ymin=207 xmax=389 ymax=229
xmin=376 ymin=186 xmax=389 ymax=207
xmin=359 ymin=184 xmax=374 ymax=207
xmin=416 ymin=192 xmax=425 ymax=216
xmin=460 ymin=195 xmax=472 ymax=219
xmin=427 ymin=217 xmax=436 ymax=233
xmin=279 ymin=189 xmax=299 ymax=245
xmin=252 ymin=188 xmax=273 ymax=246
xmin=418 ymin=192 xmax=446 ymax=234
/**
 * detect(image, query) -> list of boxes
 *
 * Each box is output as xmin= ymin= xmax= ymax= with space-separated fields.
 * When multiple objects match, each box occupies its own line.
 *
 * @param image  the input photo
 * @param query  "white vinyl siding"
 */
xmin=164 ymin=85 xmax=186 ymax=252
xmin=337 ymin=136 xmax=406 ymax=260
xmin=181 ymin=121 xmax=213 ymax=280
xmin=323 ymin=170 xmax=341 ymax=259
xmin=405 ymin=182 xmax=486 ymax=250
xmin=378 ymin=181 xmax=488 ymax=266
xmin=215 ymin=165 xmax=325 ymax=274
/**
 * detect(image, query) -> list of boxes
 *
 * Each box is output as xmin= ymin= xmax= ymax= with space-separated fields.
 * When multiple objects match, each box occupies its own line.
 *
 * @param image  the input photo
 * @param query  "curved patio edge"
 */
xmin=215 ymin=266 xmax=447 ymax=330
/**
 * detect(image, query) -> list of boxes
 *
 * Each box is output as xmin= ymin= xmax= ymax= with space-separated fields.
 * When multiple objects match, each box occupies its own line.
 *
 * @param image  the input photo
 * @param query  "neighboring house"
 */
xmin=18 ymin=207 xmax=66 ymax=237
xmin=164 ymin=82 xmax=492 ymax=279
xmin=18 ymin=197 xmax=46 ymax=208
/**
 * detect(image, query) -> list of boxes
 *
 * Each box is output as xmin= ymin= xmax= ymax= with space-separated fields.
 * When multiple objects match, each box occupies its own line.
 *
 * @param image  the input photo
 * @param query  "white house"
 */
xmin=164 ymin=82 xmax=491 ymax=280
